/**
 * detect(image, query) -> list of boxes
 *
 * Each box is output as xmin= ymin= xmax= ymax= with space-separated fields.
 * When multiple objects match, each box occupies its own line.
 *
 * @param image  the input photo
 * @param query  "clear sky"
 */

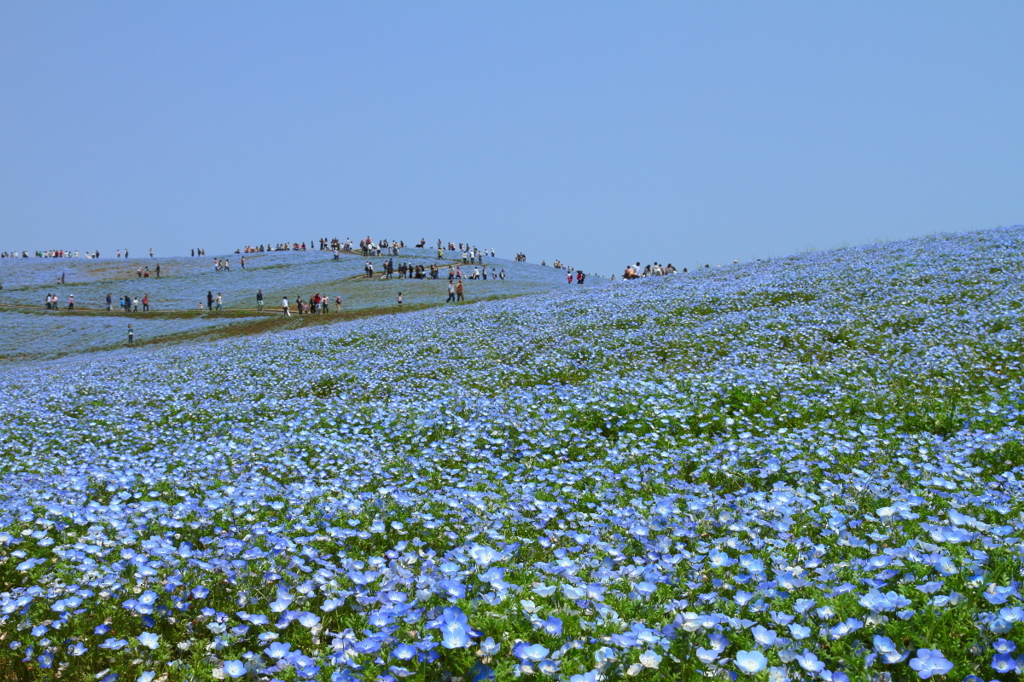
xmin=2 ymin=3 xmax=1021 ymax=275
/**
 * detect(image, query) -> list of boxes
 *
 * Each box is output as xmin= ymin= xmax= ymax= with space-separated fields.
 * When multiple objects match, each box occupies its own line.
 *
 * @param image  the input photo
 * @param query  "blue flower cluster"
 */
xmin=1 ymin=227 xmax=1023 ymax=680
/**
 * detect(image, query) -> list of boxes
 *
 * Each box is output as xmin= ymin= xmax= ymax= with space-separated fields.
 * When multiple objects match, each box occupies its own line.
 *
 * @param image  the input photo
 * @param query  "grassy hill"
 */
xmin=0 ymin=248 xmax=588 ymax=363
xmin=1 ymin=227 xmax=1023 ymax=681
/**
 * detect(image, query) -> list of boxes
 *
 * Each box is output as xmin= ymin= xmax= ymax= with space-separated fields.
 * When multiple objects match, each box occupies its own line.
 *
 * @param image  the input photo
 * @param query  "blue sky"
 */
xmin=2 ymin=3 xmax=1021 ymax=275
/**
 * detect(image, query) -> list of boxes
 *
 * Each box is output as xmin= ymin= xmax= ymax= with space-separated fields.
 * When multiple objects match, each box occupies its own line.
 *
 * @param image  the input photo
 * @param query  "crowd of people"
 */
xmin=2 ymin=250 xmax=101 ymax=258
xmin=621 ymin=262 xmax=679 ymax=279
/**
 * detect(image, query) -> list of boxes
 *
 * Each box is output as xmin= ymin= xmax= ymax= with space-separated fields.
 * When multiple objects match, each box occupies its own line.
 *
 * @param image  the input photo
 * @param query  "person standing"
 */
xmin=282 ymin=296 xmax=290 ymax=316
xmin=106 ymin=293 xmax=112 ymax=311
xmin=256 ymin=289 xmax=264 ymax=311
xmin=132 ymin=296 xmax=139 ymax=312
xmin=446 ymin=280 xmax=455 ymax=303
xmin=216 ymin=293 xmax=222 ymax=311
xmin=456 ymin=280 xmax=464 ymax=302
xmin=142 ymin=294 xmax=149 ymax=312
xmin=397 ymin=292 xmax=403 ymax=306
xmin=207 ymin=291 xmax=214 ymax=311
xmin=127 ymin=324 xmax=134 ymax=345
xmin=155 ymin=264 xmax=161 ymax=278
xmin=68 ymin=295 xmax=74 ymax=311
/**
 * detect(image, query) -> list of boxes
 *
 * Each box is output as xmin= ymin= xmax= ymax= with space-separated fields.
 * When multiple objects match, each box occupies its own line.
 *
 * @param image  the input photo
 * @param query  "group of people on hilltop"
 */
xmin=3 ymin=250 xmax=102 ymax=258
xmin=622 ymin=262 xmax=679 ymax=279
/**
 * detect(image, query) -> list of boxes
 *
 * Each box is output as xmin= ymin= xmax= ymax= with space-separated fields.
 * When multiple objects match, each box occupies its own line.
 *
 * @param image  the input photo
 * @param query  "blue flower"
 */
xmin=735 ymin=650 xmax=767 ymax=674
xmin=393 ymin=643 xmax=418 ymax=660
xmin=223 ymin=660 xmax=246 ymax=678
xmin=440 ymin=621 xmax=470 ymax=649
xmin=909 ymin=649 xmax=954 ymax=679
xmin=519 ymin=643 xmax=550 ymax=662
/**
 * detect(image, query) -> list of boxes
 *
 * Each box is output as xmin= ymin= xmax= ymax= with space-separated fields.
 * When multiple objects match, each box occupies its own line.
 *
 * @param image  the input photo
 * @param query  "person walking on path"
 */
xmin=128 ymin=324 xmax=134 ymax=345
xmin=282 ymin=297 xmax=290 ymax=316
xmin=446 ymin=281 xmax=455 ymax=303
xmin=335 ymin=295 xmax=341 ymax=313
xmin=216 ymin=293 xmax=223 ymax=311
xmin=68 ymin=295 xmax=74 ymax=311
xmin=256 ymin=289 xmax=264 ymax=311
xmin=142 ymin=294 xmax=149 ymax=312
xmin=133 ymin=296 xmax=139 ymax=312
xmin=155 ymin=264 xmax=161 ymax=278
xmin=207 ymin=291 xmax=214 ymax=311
xmin=456 ymin=280 xmax=464 ymax=302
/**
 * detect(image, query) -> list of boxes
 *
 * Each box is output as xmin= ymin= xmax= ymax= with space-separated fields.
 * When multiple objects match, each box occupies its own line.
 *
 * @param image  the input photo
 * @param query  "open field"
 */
xmin=1 ymin=228 xmax=1023 ymax=681
xmin=0 ymin=250 xmax=586 ymax=363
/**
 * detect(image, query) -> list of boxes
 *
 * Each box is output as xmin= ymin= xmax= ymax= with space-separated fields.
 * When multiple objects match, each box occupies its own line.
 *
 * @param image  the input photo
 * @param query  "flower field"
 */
xmin=0 ymin=249 xmax=571 ymax=313
xmin=0 ymin=249 xmax=577 ymax=363
xmin=1 ymin=227 xmax=1023 ymax=681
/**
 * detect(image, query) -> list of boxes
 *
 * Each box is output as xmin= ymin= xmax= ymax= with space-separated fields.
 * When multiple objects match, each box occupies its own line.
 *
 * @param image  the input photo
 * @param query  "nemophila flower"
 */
xmin=137 ymin=672 xmax=156 ymax=682
xmin=469 ymin=662 xmax=496 ymax=682
xmin=537 ymin=659 xmax=559 ymax=675
xmin=519 ymin=643 xmax=550 ymax=662
xmin=137 ymin=632 xmax=159 ymax=650
xmin=297 ymin=612 xmax=320 ymax=628
xmin=788 ymin=623 xmax=810 ymax=640
xmin=393 ymin=643 xmax=418 ymax=660
xmin=68 ymin=642 xmax=87 ymax=656
xmin=752 ymin=624 xmax=777 ymax=647
xmin=796 ymin=649 xmax=824 ymax=673
xmin=873 ymin=636 xmax=907 ymax=664
xmin=993 ymin=639 xmax=1016 ymax=654
xmin=909 ymin=649 xmax=954 ymax=679
xmin=440 ymin=621 xmax=471 ymax=649
xmin=639 ymin=650 xmax=662 ymax=669
xmin=991 ymin=653 xmax=1016 ymax=673
xmin=480 ymin=637 xmax=500 ymax=656
xmin=829 ymin=618 xmax=862 ymax=639
xmin=223 ymin=660 xmax=246 ymax=678
xmin=736 ymin=650 xmax=767 ymax=674
xmin=265 ymin=641 xmax=292 ymax=659
xmin=100 ymin=638 xmax=128 ymax=650
xmin=793 ymin=599 xmax=816 ymax=614
xmin=542 ymin=616 xmax=563 ymax=636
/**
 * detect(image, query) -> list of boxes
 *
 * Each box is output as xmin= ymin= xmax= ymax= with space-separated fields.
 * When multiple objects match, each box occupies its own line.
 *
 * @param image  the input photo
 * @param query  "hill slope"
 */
xmin=0 ymin=248 xmax=588 ymax=363
xmin=1 ymin=227 xmax=1023 ymax=680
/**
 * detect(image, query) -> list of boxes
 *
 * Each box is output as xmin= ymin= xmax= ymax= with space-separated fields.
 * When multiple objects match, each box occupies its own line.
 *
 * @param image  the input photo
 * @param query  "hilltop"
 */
xmin=1 ymin=227 xmax=1023 ymax=681
xmin=0 ymin=248 xmax=596 ymax=363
